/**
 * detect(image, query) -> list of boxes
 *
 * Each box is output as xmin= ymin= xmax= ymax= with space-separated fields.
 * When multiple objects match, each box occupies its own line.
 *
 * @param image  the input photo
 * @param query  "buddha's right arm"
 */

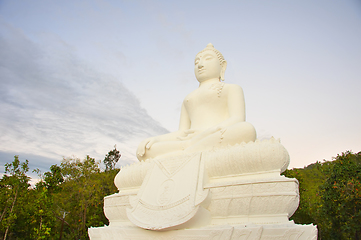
xmin=164 ymin=101 xmax=191 ymax=135
xmin=136 ymin=129 xmax=187 ymax=160
xmin=148 ymin=102 xmax=191 ymax=144
xmin=139 ymin=102 xmax=191 ymax=152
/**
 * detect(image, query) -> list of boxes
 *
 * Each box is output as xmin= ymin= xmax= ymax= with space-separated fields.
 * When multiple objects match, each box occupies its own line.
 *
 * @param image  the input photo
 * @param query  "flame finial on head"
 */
xmin=206 ymin=43 xmax=214 ymax=49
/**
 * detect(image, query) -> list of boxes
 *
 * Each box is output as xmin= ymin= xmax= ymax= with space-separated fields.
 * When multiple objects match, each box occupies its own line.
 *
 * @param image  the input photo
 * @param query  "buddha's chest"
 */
xmin=184 ymin=83 xmax=227 ymax=116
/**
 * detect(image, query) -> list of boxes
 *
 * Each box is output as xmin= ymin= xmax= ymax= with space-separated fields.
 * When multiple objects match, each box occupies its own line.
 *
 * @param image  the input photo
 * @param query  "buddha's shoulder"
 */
xmin=223 ymin=83 xmax=244 ymax=92
xmin=183 ymin=88 xmax=198 ymax=102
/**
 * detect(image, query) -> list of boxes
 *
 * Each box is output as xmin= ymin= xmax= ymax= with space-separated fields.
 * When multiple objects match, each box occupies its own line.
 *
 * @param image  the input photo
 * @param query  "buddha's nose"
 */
xmin=198 ymin=62 xmax=204 ymax=68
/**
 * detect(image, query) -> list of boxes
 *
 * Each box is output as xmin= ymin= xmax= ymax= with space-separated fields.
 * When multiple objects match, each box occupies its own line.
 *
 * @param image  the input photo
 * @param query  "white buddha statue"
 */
xmin=137 ymin=43 xmax=256 ymax=161
xmin=91 ymin=44 xmax=314 ymax=240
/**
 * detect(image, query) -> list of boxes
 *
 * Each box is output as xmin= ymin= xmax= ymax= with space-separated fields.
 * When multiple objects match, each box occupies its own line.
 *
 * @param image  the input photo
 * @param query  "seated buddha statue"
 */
xmin=110 ymin=44 xmax=293 ymax=233
xmin=137 ymin=43 xmax=256 ymax=161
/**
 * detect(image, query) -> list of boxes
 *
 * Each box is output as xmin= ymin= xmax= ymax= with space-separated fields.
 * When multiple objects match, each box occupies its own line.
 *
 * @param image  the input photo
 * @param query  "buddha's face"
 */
xmin=194 ymin=50 xmax=222 ymax=83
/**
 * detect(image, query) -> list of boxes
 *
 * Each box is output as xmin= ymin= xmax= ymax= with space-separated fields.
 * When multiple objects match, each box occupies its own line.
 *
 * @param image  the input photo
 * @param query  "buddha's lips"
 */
xmin=198 ymin=69 xmax=206 ymax=73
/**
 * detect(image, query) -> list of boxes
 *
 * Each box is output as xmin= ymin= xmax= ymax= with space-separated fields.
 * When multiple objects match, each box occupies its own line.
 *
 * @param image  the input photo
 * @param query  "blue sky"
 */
xmin=0 ymin=0 xmax=360 ymax=177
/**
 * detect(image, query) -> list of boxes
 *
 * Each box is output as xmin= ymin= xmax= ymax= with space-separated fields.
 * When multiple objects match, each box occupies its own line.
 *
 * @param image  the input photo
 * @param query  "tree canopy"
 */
xmin=0 ymin=147 xmax=119 ymax=240
xmin=282 ymin=151 xmax=361 ymax=239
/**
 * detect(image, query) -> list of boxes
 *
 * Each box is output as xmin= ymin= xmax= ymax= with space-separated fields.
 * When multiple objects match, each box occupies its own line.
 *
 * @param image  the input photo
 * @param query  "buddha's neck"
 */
xmin=198 ymin=78 xmax=220 ymax=88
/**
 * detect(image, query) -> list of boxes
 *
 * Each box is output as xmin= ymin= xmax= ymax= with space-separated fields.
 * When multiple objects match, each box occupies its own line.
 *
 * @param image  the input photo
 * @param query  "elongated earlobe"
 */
xmin=220 ymin=61 xmax=227 ymax=81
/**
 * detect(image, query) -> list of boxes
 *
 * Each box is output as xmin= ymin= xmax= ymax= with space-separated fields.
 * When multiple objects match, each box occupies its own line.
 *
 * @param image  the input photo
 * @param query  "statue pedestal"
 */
xmin=89 ymin=223 xmax=317 ymax=240
xmin=88 ymin=139 xmax=317 ymax=239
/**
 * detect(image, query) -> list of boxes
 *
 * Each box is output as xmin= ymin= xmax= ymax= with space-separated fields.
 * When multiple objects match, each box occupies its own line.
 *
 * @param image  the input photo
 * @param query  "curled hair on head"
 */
xmin=197 ymin=43 xmax=226 ymax=65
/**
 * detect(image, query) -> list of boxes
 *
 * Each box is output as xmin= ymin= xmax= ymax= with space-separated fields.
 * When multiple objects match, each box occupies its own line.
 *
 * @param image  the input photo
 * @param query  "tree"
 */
xmin=282 ymin=159 xmax=339 ymax=239
xmin=28 ymin=187 xmax=54 ymax=239
xmin=42 ymin=164 xmax=64 ymax=192
xmin=103 ymin=145 xmax=121 ymax=171
xmin=282 ymin=168 xmax=315 ymax=224
xmin=52 ymin=155 xmax=118 ymax=239
xmin=318 ymin=151 xmax=361 ymax=239
xmin=0 ymin=156 xmax=30 ymax=239
xmin=33 ymin=164 xmax=65 ymax=239
xmin=0 ymin=152 xmax=120 ymax=240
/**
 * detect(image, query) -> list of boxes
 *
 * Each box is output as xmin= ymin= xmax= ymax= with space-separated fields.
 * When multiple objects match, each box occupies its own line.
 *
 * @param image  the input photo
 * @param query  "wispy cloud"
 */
xmin=0 ymin=20 xmax=168 ymax=171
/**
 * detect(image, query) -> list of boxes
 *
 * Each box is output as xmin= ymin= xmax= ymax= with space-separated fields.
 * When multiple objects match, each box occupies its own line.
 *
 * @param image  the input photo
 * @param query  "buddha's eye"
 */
xmin=205 ymin=56 xmax=213 ymax=60
xmin=195 ymin=60 xmax=199 ymax=65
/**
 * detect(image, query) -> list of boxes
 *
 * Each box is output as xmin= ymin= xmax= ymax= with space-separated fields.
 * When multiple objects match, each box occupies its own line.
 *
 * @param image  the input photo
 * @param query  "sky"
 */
xmin=0 ymin=0 xmax=360 ymax=178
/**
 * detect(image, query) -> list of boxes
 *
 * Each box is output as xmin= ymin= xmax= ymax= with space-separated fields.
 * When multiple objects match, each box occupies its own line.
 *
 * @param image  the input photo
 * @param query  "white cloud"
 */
xmin=0 ymin=20 xmax=168 ymax=171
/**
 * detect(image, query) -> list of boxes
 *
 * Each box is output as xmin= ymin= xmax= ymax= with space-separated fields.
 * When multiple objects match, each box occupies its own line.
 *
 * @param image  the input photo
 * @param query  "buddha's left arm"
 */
xmin=218 ymin=84 xmax=246 ymax=129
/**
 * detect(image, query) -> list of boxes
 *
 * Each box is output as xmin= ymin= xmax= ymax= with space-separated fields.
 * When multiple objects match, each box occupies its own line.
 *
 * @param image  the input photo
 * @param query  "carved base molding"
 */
xmin=103 ymin=175 xmax=299 ymax=226
xmin=88 ymin=223 xmax=317 ymax=240
xmin=90 ymin=141 xmax=317 ymax=239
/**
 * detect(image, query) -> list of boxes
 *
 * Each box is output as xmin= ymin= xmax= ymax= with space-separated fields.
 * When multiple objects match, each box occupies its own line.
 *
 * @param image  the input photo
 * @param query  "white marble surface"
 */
xmin=88 ymin=44 xmax=317 ymax=239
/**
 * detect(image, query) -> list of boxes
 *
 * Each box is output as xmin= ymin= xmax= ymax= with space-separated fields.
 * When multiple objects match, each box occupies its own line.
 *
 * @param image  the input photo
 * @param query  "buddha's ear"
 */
xmin=220 ymin=60 xmax=227 ymax=81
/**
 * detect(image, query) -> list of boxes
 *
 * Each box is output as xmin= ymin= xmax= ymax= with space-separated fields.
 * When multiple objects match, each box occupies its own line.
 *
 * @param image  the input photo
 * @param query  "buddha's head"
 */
xmin=194 ymin=43 xmax=227 ymax=83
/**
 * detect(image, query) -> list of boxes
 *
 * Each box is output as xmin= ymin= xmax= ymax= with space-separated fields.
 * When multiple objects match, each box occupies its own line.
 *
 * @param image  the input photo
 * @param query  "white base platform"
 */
xmin=89 ymin=223 xmax=317 ymax=240
xmin=89 ymin=141 xmax=318 ymax=239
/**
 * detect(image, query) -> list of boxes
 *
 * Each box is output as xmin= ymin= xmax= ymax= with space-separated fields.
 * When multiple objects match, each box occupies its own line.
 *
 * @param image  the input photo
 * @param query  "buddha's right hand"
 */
xmin=137 ymin=137 xmax=158 ymax=157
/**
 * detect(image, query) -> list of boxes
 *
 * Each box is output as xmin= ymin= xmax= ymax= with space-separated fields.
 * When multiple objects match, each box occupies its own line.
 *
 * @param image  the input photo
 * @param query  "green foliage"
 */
xmin=318 ymin=151 xmax=361 ymax=239
xmin=0 ymin=156 xmax=32 ymax=239
xmin=0 ymin=150 xmax=120 ymax=240
xmin=103 ymin=145 xmax=121 ymax=171
xmin=53 ymin=156 xmax=118 ymax=239
xmin=282 ymin=168 xmax=315 ymax=224
xmin=28 ymin=187 xmax=55 ymax=239
xmin=285 ymin=151 xmax=361 ymax=239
